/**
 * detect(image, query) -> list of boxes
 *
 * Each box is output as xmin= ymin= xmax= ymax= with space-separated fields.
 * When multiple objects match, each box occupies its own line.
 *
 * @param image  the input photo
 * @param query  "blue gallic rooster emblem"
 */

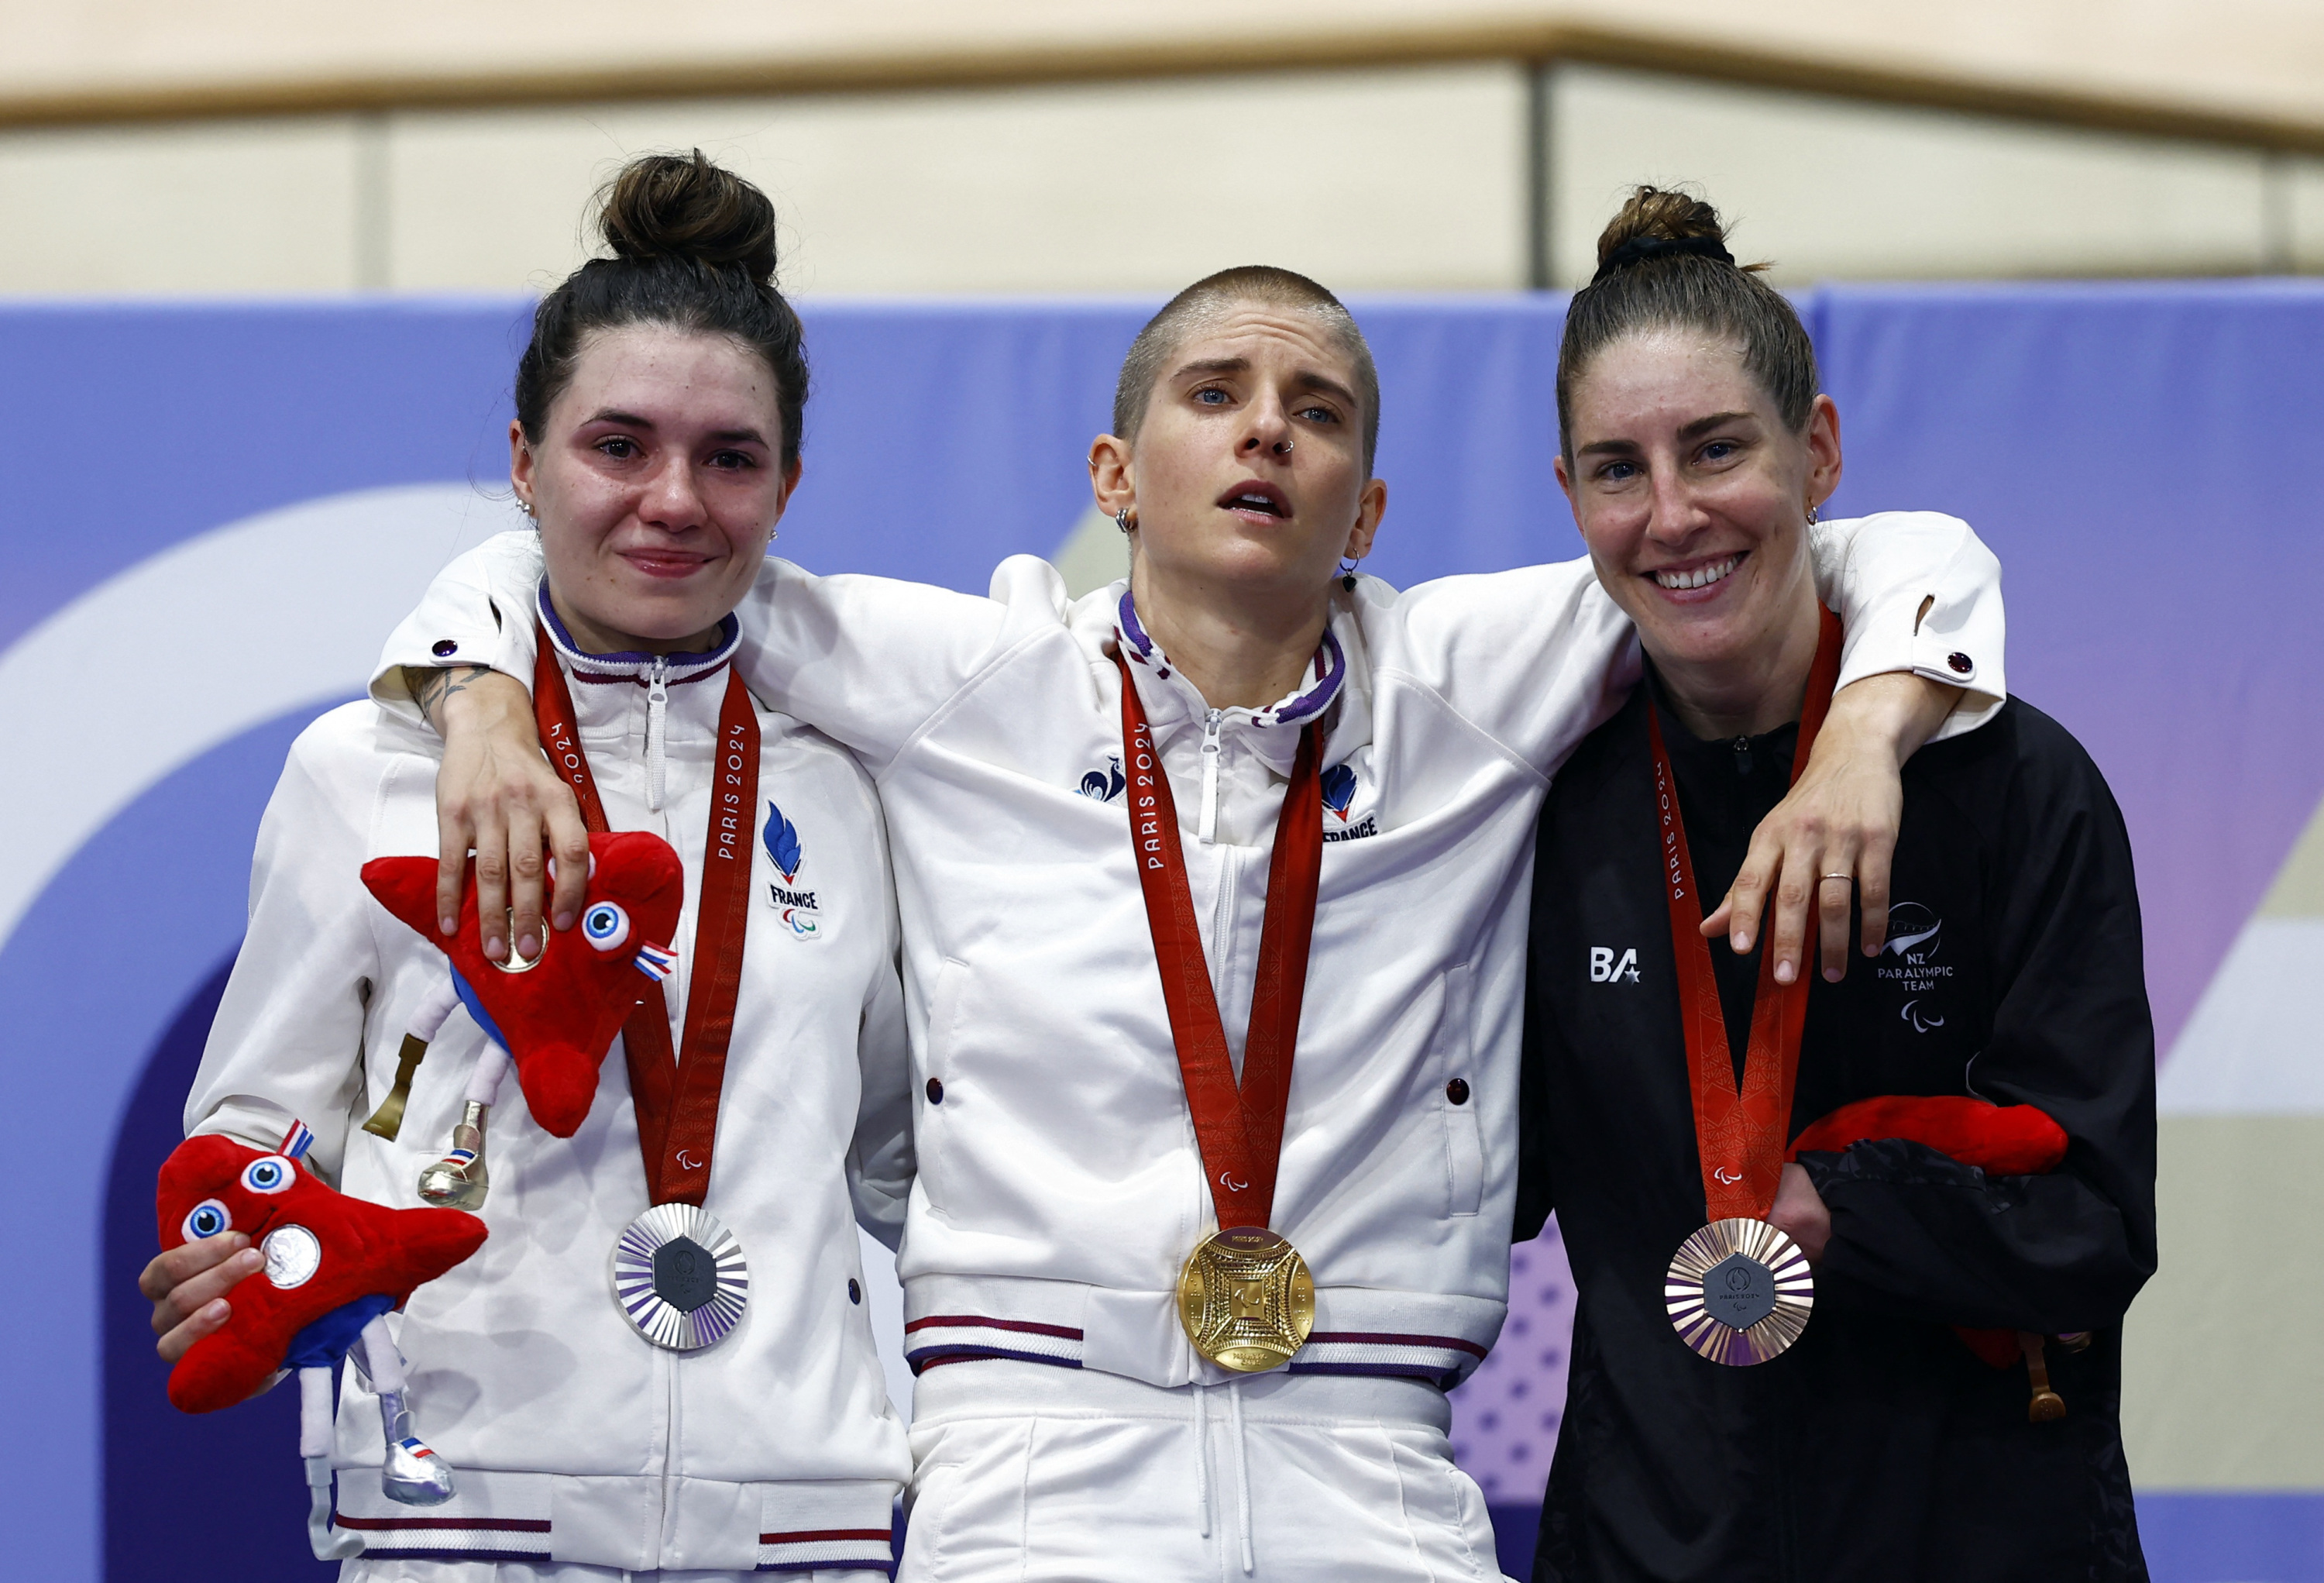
xmin=1320 ymin=762 xmax=1358 ymax=821
xmin=762 ymin=800 xmax=803 ymax=883
xmin=1078 ymin=755 xmax=1126 ymax=803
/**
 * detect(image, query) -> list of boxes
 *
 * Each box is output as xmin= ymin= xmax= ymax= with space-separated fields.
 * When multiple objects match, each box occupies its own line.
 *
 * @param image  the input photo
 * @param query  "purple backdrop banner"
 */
xmin=1813 ymin=281 xmax=2324 ymax=1053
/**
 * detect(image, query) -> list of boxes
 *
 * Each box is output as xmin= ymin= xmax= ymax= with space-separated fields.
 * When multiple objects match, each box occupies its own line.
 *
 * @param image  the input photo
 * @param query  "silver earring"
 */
xmin=1807 ymin=503 xmax=1820 ymax=525
xmin=1338 ymin=556 xmax=1362 ymax=592
xmin=1115 ymin=508 xmax=1135 ymax=534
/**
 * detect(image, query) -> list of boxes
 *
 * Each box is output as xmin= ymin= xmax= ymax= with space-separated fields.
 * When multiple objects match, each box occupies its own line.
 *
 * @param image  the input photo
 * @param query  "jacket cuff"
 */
xmin=369 ymin=532 xmax=544 ymax=728
xmin=1818 ymin=512 xmax=2008 ymax=743
xmin=1800 ymin=1135 xmax=2019 ymax=1198
xmin=1910 ymin=546 xmax=2006 ymax=742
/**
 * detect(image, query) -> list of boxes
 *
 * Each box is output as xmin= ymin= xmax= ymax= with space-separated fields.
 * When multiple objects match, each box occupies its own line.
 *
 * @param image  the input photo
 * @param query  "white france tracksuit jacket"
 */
xmin=374 ymin=515 xmax=2003 ymax=1578
xmin=190 ymin=602 xmax=914 ymax=1576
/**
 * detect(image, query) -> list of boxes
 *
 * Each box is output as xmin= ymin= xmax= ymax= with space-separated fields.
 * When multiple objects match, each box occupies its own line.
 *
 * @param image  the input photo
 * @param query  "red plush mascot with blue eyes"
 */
xmin=361 ymin=828 xmax=686 ymax=1208
xmin=155 ymin=1124 xmax=487 ymax=1556
xmin=153 ymin=829 xmax=685 ymax=1557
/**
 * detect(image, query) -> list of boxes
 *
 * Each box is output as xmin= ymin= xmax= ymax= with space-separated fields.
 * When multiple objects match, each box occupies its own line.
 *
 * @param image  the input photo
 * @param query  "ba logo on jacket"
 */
xmin=1590 ymin=947 xmax=1641 ymax=983
xmin=762 ymin=798 xmax=825 ymax=939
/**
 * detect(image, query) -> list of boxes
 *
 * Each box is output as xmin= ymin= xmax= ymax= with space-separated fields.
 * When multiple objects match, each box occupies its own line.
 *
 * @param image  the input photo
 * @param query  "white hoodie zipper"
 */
xmin=645 ymin=656 xmax=670 ymax=813
xmin=1198 ymin=708 xmax=1226 ymax=845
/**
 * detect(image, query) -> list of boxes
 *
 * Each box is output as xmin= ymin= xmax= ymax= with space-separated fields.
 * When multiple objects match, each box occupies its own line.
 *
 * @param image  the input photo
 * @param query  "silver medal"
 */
xmin=262 ymin=1224 xmax=323 ymax=1289
xmin=610 ymin=1202 xmax=749 ymax=1351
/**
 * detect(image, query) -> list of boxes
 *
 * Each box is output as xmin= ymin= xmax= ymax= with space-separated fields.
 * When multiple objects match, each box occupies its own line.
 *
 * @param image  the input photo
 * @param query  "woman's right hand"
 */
xmin=139 ymin=1234 xmax=260 ymax=1364
xmin=412 ymin=666 xmax=592 ymax=962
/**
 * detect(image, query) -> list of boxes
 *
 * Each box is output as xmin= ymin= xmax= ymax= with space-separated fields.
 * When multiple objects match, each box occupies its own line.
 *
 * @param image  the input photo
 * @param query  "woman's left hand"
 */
xmin=1768 ymin=1163 xmax=1832 ymax=1265
xmin=1701 ymin=672 xmax=1960 ymax=984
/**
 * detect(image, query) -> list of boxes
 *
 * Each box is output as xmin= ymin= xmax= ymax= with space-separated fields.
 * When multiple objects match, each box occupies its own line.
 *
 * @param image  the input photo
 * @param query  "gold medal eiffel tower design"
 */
xmin=1179 ymin=1227 xmax=1315 ymax=1373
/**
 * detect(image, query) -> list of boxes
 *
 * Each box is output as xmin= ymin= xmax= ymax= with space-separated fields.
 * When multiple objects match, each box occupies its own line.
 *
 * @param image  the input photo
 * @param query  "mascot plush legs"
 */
xmin=291 ymin=1313 xmax=453 ymax=1557
xmin=359 ymin=832 xmax=685 ymax=1210
xmin=414 ymin=1042 xmax=513 ymax=1210
xmin=156 ymin=1126 xmax=486 ymax=1557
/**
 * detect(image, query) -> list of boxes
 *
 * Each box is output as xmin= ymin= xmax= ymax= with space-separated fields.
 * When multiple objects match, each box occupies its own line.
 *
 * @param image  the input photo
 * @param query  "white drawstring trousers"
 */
xmin=902 ymin=1358 xmax=1510 ymax=1582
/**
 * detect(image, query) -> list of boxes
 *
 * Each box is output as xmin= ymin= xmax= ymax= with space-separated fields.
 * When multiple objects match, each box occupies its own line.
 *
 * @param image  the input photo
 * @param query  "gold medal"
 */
xmin=1177 ymin=1227 xmax=1315 ymax=1372
xmin=1115 ymin=642 xmax=1332 ymax=1378
xmin=1665 ymin=1217 xmax=1814 ymax=1366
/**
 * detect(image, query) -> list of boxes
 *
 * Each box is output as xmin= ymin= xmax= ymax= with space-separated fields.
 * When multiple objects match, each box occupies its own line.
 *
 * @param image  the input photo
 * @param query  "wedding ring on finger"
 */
xmin=1818 ymin=872 xmax=1854 ymax=886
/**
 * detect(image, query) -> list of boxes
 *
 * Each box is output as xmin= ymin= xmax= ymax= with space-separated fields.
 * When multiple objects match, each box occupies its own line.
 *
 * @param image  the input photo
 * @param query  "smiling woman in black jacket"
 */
xmin=1514 ymin=188 xmax=2157 ymax=1583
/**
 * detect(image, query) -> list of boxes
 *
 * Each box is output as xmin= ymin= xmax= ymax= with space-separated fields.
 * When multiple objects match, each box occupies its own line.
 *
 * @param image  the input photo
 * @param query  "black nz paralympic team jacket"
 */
xmin=1516 ymin=678 xmax=2157 ymax=1583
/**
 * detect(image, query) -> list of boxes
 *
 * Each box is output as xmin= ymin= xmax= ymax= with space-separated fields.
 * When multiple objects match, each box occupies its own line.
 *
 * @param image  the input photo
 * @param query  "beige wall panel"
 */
xmin=2121 ymin=1116 xmax=2324 ymax=1488
xmin=2287 ymin=157 xmax=2324 ymax=274
xmin=1550 ymin=67 xmax=2270 ymax=287
xmin=383 ymin=68 xmax=1528 ymax=295
xmin=10 ymin=2 xmax=2324 ymax=146
xmin=0 ymin=117 xmax=362 ymax=294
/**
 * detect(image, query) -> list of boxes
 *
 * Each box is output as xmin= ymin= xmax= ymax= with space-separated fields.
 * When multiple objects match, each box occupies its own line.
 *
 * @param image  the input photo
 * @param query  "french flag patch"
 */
xmin=277 ymin=1119 xmax=316 ymax=1162
xmin=633 ymin=941 xmax=679 ymax=982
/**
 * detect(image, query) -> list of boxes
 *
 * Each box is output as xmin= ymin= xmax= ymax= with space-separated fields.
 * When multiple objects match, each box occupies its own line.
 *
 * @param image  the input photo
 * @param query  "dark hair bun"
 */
xmin=1558 ymin=181 xmax=1813 ymax=459
xmin=599 ymin=150 xmax=779 ymax=283
xmin=1595 ymin=184 xmax=1728 ymax=266
xmin=521 ymin=148 xmax=808 ymax=466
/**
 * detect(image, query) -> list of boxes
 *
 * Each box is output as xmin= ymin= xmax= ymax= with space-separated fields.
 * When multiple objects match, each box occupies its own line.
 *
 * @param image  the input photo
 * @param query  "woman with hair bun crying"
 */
xmin=139 ymin=151 xmax=916 ymax=1579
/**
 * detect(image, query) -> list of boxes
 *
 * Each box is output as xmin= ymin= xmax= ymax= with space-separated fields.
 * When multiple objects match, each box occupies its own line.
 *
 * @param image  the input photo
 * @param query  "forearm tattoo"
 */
xmin=410 ymin=664 xmax=496 ymax=728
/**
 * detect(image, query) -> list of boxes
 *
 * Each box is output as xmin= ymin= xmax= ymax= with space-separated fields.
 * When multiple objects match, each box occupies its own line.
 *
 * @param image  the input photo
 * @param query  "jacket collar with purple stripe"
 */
xmin=1111 ymin=586 xmax=1349 ymax=778
xmin=535 ymin=582 xmax=742 ymax=742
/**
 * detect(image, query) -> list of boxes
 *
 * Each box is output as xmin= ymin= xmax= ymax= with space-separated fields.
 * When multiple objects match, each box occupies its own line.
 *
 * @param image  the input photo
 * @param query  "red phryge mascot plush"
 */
xmin=150 ymin=831 xmax=682 ymax=1557
xmin=155 ymin=1123 xmax=488 ymax=1554
xmin=1788 ymin=1095 xmax=2085 ymax=1420
xmin=359 ymin=829 xmax=684 ymax=1207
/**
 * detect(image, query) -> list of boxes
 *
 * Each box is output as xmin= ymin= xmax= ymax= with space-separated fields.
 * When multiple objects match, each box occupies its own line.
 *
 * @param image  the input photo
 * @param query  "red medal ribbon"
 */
xmin=1648 ymin=606 xmax=1844 ymax=1223
xmin=533 ymin=621 xmax=758 ymax=1207
xmin=1112 ymin=646 xmax=1324 ymax=1232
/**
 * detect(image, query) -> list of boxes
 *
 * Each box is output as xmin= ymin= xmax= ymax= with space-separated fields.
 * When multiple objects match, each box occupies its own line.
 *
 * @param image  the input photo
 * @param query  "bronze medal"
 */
xmin=1664 ymin=1217 xmax=1814 ymax=1366
xmin=1646 ymin=611 xmax=1844 ymax=1367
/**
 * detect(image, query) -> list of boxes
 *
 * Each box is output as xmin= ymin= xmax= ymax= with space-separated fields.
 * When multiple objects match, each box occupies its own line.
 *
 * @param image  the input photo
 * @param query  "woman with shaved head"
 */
xmin=343 ymin=246 xmax=2005 ymax=1577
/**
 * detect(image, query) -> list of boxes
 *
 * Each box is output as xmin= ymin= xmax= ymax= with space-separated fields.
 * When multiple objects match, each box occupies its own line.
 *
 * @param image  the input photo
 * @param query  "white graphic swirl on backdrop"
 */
xmin=0 ymin=483 xmax=523 ymax=950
